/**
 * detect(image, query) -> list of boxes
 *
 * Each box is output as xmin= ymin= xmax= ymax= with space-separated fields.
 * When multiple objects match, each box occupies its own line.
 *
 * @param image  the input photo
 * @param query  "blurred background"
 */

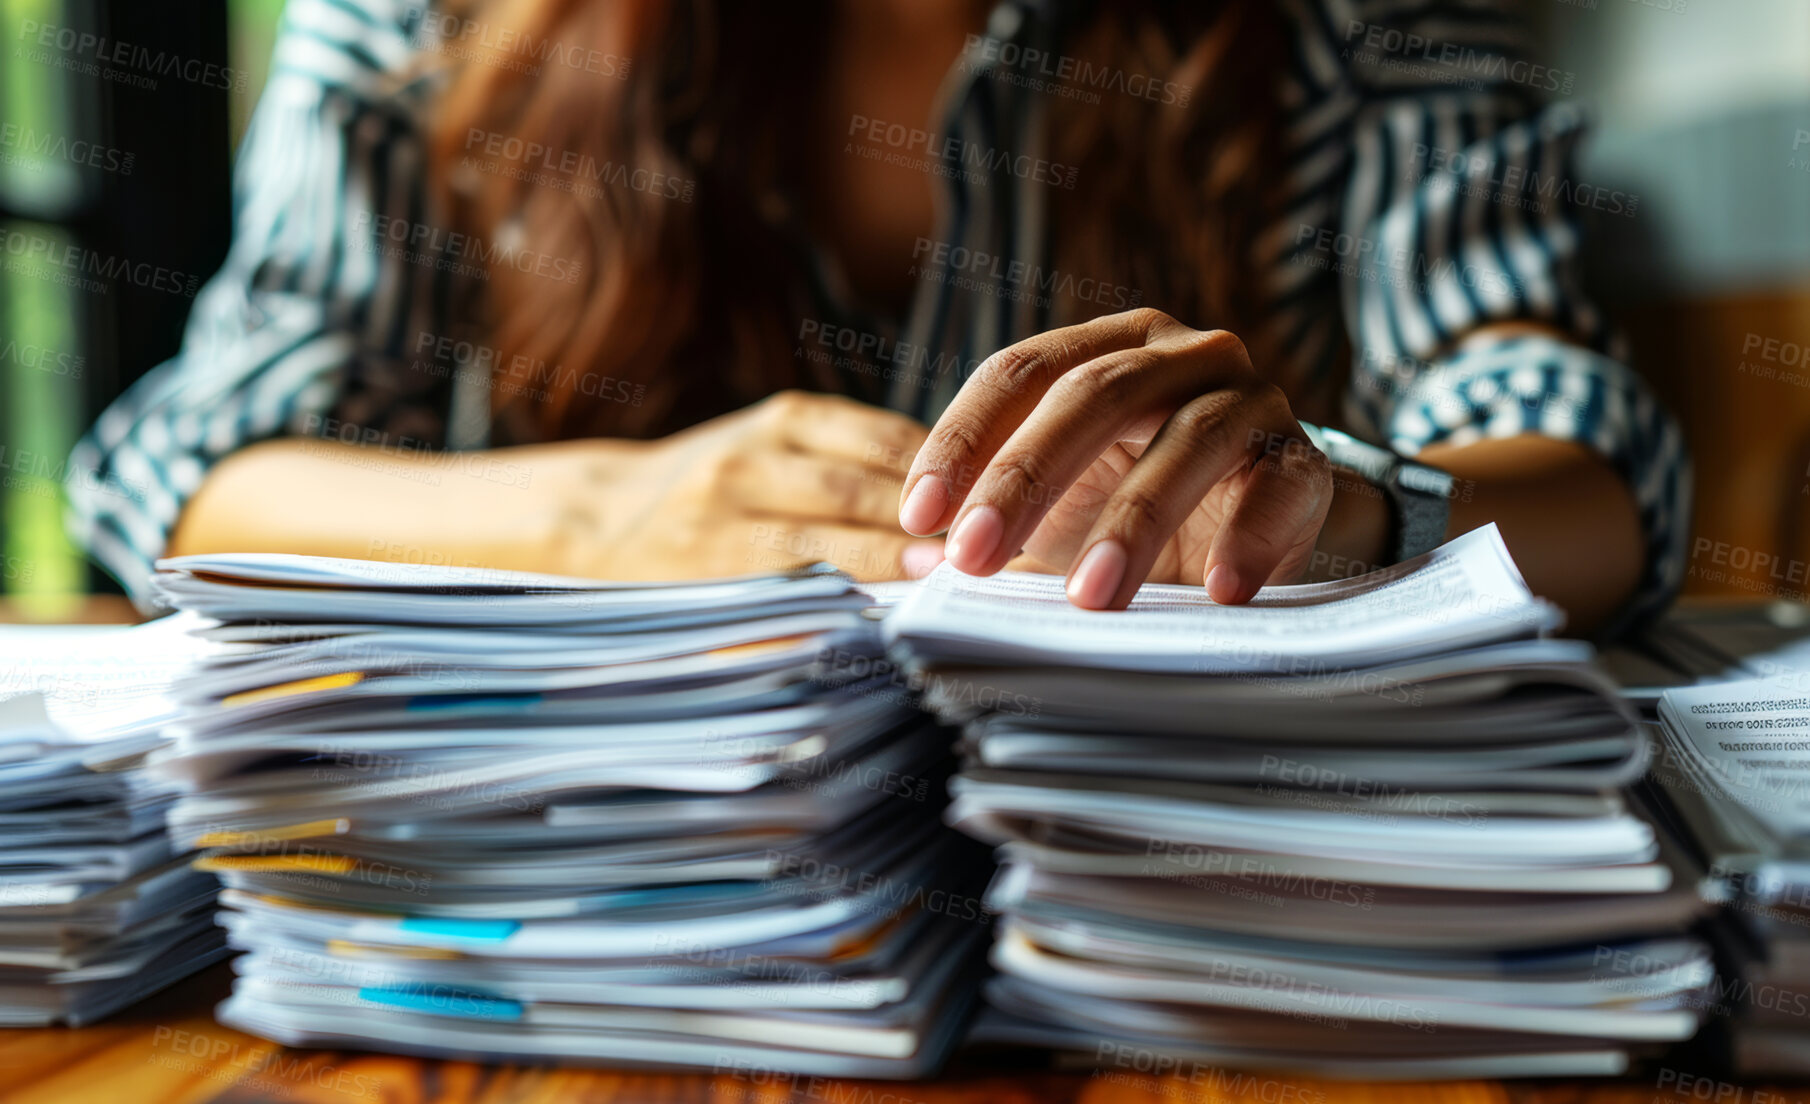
xmin=0 ymin=0 xmax=1805 ymax=618
xmin=2 ymin=0 xmax=282 ymax=617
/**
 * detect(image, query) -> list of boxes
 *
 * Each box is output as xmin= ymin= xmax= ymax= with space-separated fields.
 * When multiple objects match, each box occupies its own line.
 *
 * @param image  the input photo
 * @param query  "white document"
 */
xmin=0 ymin=615 xmax=214 ymax=743
xmin=153 ymin=554 xmax=866 ymax=627
xmin=884 ymin=524 xmax=1561 ymax=673
xmin=1659 ymin=677 xmax=1810 ymax=834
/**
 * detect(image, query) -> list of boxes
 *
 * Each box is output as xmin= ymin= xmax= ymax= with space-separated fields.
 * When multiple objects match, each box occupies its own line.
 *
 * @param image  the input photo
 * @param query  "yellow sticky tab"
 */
xmin=195 ymin=853 xmax=357 ymax=875
xmin=328 ymin=939 xmax=464 ymax=961
xmin=194 ymin=818 xmax=350 ymax=849
xmin=707 ymin=634 xmax=811 ymax=659
xmin=222 ymin=671 xmax=363 ymax=708
xmin=827 ymin=908 xmax=913 ymax=962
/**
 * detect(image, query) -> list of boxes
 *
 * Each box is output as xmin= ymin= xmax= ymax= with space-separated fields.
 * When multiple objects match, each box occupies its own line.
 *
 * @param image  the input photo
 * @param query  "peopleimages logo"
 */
xmin=412 ymin=331 xmax=647 ymax=407
xmin=1292 ymin=223 xmax=1518 ymax=299
xmin=0 ymin=228 xmax=199 ymax=298
xmin=1342 ymin=19 xmax=1575 ymax=94
xmin=461 ymin=127 xmax=695 ymax=204
xmin=848 ymin=114 xmax=1078 ymax=190
xmin=0 ymin=338 xmax=83 ymax=379
xmin=15 ymin=20 xmax=250 ymax=93
xmin=796 ymin=319 xmax=983 ymax=386
xmin=0 ymin=124 xmax=133 ymax=175
xmin=960 ymin=34 xmax=1192 ymax=107
xmin=1414 ymin=141 xmax=1640 ymax=217
xmin=413 ymin=11 xmax=632 ymax=78
xmin=353 ymin=211 xmax=583 ymax=285
xmin=910 ymin=237 xmax=1142 ymax=311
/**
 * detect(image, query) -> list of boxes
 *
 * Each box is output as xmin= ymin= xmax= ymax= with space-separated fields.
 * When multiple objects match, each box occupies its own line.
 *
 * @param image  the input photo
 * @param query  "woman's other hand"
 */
xmin=554 ymin=391 xmax=944 ymax=582
xmin=898 ymin=308 xmax=1337 ymax=609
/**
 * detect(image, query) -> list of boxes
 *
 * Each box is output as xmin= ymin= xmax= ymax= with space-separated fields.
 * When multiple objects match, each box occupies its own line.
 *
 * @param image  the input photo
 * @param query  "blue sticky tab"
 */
xmin=396 ymin=917 xmax=521 ymax=941
xmin=358 ymin=986 xmax=524 ymax=1020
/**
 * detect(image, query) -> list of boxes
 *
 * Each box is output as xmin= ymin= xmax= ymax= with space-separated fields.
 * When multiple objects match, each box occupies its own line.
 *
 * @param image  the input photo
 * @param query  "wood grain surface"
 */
xmin=1 ymin=966 xmax=1802 ymax=1104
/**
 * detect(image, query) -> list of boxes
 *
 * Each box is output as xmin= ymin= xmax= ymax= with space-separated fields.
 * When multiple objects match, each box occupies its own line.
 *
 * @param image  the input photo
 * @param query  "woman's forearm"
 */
xmin=1314 ymin=432 xmax=1643 ymax=634
xmin=166 ymin=437 xmax=638 ymax=573
xmin=1309 ymin=432 xmax=1643 ymax=636
xmin=1421 ymin=434 xmax=1643 ymax=636
xmin=1312 ymin=321 xmax=1650 ymax=634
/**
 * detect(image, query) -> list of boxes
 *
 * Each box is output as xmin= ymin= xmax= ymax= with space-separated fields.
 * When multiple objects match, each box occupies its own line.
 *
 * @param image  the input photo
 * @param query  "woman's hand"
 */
xmin=552 ymin=391 xmax=945 ymax=582
xmin=897 ymin=308 xmax=1335 ymax=608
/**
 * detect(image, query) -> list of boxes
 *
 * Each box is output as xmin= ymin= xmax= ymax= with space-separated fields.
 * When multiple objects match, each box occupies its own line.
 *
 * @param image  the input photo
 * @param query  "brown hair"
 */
xmin=427 ymin=0 xmax=1285 ymax=442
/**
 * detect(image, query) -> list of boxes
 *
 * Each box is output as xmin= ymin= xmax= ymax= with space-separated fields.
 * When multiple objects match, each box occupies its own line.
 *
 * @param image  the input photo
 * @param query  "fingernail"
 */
xmin=899 ymin=475 xmax=948 ymax=536
xmin=901 ymin=541 xmax=945 ymax=580
xmin=1067 ymin=540 xmax=1127 ymax=609
xmin=1205 ymin=563 xmax=1246 ymax=604
xmin=945 ymin=506 xmax=1004 ymax=573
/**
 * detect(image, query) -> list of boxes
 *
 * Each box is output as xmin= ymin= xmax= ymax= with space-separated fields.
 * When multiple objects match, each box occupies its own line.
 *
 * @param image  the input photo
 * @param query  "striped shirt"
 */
xmin=66 ymin=0 xmax=1688 ymax=636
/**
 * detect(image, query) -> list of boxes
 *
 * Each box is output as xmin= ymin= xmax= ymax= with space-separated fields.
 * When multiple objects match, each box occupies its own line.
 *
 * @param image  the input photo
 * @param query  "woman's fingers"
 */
xmin=1201 ymin=431 xmax=1333 ymax=605
xmin=938 ymin=346 xmax=1175 ymax=576
xmin=760 ymin=391 xmax=928 ymax=475
xmin=1064 ymin=387 xmax=1311 ymax=609
xmin=724 ymin=451 xmax=904 ymax=528
xmin=899 ymin=311 xmax=1162 ymax=537
xmin=933 ymin=328 xmax=1257 ymax=577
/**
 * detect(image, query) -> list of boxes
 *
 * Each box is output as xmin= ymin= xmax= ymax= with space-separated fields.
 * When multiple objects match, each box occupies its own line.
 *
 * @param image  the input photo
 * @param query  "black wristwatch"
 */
xmin=1301 ymin=424 xmax=1454 ymax=563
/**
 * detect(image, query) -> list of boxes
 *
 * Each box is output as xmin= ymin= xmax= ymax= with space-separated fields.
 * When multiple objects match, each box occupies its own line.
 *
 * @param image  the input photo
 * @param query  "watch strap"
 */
xmin=1300 ymin=423 xmax=1453 ymax=563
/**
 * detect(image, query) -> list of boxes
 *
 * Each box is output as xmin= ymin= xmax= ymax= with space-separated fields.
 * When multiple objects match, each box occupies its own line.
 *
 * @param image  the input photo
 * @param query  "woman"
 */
xmin=66 ymin=0 xmax=1685 ymax=636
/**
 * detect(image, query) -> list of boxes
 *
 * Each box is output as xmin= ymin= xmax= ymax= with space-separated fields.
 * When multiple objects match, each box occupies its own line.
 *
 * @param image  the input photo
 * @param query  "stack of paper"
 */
xmin=0 ymin=619 xmax=227 ymax=1025
xmin=884 ymin=526 xmax=1714 ymax=1079
xmin=1654 ymin=677 xmax=1810 ymax=1075
xmin=148 ymin=554 xmax=984 ymax=1077
xmin=1601 ymin=603 xmax=1810 ymax=713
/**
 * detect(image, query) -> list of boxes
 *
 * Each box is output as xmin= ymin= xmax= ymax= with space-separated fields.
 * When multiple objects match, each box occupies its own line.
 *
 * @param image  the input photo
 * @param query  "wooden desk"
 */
xmin=0 ymin=965 xmax=1797 ymax=1104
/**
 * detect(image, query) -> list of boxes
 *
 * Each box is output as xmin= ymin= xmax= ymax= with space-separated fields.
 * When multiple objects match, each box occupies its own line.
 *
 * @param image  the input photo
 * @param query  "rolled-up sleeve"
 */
xmin=64 ymin=0 xmax=426 ymax=605
xmin=1326 ymin=0 xmax=1690 ymax=634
